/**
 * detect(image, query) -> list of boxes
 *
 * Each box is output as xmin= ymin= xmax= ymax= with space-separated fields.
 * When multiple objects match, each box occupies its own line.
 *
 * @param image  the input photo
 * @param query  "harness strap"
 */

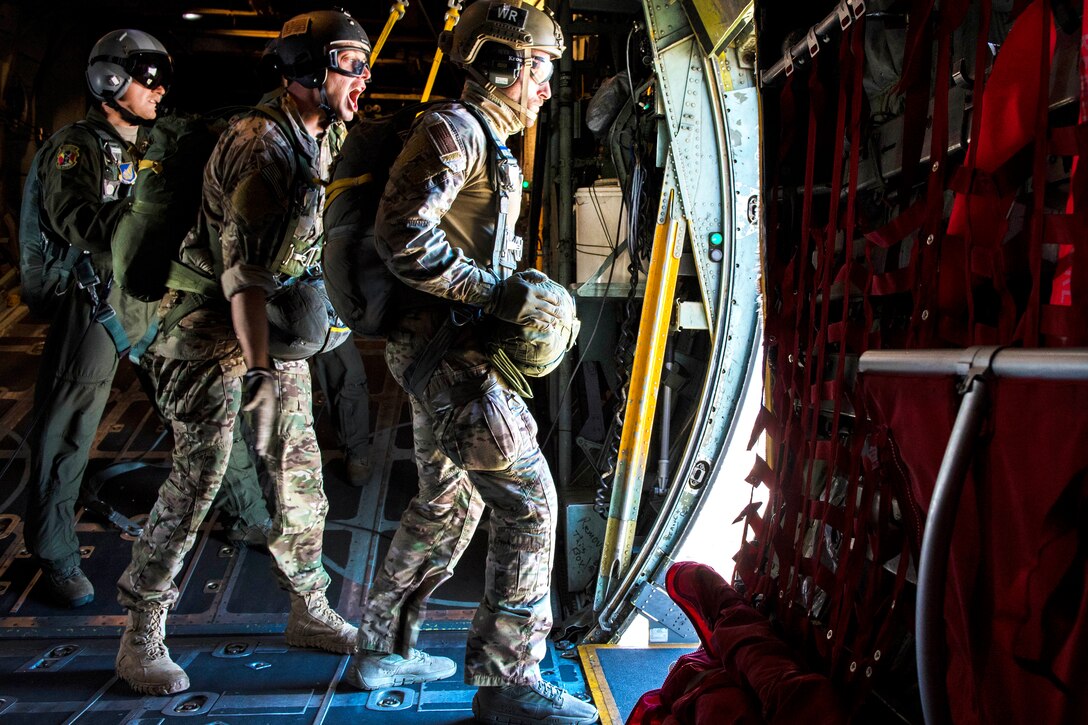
xmin=403 ymin=304 xmax=481 ymax=400
xmin=461 ymin=102 xmax=522 ymax=281
xmin=73 ymin=255 xmax=130 ymax=355
xmin=324 ymin=172 xmax=375 ymax=210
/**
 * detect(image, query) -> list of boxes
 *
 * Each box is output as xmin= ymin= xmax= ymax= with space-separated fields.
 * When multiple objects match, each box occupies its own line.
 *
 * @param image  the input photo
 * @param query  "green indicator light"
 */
xmin=709 ymin=232 xmax=723 ymax=245
xmin=522 ymin=180 xmax=530 ymax=189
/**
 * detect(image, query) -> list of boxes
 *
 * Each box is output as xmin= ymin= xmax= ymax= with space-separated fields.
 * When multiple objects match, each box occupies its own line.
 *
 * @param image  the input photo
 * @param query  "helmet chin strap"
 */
xmin=318 ymin=84 xmax=338 ymax=124
xmin=467 ymin=62 xmax=535 ymax=128
xmin=107 ymin=96 xmax=153 ymax=127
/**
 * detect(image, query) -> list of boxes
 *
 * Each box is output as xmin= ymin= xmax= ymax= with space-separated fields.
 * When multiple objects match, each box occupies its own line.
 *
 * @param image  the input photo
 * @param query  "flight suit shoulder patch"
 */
xmin=424 ymin=115 xmax=465 ymax=173
xmin=55 ymin=144 xmax=80 ymax=170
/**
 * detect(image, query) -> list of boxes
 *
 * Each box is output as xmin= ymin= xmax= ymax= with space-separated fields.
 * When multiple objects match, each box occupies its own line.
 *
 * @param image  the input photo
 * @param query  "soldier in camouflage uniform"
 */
xmin=24 ymin=29 xmax=270 ymax=611
xmin=347 ymin=3 xmax=597 ymax=723
xmin=113 ymin=10 xmax=372 ymax=696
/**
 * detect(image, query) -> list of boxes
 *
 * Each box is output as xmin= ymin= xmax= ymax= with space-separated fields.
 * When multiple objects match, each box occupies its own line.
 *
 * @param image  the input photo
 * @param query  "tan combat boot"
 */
xmin=115 ymin=606 xmax=190 ymax=695
xmin=285 ymin=590 xmax=358 ymax=654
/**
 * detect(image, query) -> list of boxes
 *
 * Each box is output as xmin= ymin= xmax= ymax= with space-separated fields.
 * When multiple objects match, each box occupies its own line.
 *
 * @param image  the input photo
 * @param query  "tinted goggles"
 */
xmin=126 ymin=53 xmax=172 ymax=91
xmin=328 ymin=48 xmax=371 ymax=78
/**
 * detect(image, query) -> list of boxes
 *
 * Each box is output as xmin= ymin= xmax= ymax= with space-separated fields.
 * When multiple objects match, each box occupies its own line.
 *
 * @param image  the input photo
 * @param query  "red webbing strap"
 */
xmin=787 ymin=34 xmax=852 ymax=623
xmin=961 ymin=0 xmax=994 ymax=341
xmin=910 ymin=0 xmax=960 ymax=347
xmin=800 ymin=21 xmax=868 ymax=643
xmin=896 ymin=0 xmax=937 ymax=204
xmin=1043 ymin=0 xmax=1088 ymax=341
xmin=1016 ymin=0 xmax=1053 ymax=346
xmin=792 ymin=22 xmax=857 ymax=653
xmin=828 ymin=422 xmax=872 ymax=670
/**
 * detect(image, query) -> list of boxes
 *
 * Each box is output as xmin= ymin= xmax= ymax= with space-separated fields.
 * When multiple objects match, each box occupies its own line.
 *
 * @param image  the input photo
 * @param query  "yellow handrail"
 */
xmin=593 ymin=188 xmax=686 ymax=611
xmin=370 ymin=1 xmax=408 ymax=66
xmin=420 ymin=1 xmax=463 ymax=102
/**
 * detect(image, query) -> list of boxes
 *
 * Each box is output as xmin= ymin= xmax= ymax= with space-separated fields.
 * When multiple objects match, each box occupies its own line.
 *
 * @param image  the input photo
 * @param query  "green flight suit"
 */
xmin=26 ymin=106 xmax=268 ymax=579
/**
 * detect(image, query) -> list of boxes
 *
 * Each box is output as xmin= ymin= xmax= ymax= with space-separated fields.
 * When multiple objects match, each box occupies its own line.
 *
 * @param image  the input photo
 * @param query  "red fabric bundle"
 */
xmin=627 ymin=562 xmax=847 ymax=725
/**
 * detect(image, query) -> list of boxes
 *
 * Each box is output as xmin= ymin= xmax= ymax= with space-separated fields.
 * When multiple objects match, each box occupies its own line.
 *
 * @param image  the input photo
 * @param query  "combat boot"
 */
xmin=115 ymin=607 xmax=190 ymax=695
xmin=473 ymin=679 xmax=600 ymax=724
xmin=285 ymin=591 xmax=358 ymax=653
xmin=227 ymin=517 xmax=273 ymax=548
xmin=47 ymin=566 xmax=94 ymax=608
xmin=345 ymin=454 xmax=371 ymax=487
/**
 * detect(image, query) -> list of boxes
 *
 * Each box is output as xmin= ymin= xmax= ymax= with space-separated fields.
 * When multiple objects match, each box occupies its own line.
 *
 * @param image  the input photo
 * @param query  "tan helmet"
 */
xmin=441 ymin=0 xmax=565 ymax=67
xmin=486 ymin=273 xmax=580 ymax=378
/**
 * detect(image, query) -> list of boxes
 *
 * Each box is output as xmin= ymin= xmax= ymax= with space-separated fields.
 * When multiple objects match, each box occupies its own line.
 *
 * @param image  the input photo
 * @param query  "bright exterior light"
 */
xmin=182 ymin=12 xmax=202 ymax=21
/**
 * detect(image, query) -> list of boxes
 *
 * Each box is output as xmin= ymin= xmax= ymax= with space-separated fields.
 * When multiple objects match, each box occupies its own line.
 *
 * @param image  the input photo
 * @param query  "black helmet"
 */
xmin=87 ymin=29 xmax=172 ymax=101
xmin=273 ymin=9 xmax=372 ymax=89
xmin=266 ymin=278 xmax=352 ymax=361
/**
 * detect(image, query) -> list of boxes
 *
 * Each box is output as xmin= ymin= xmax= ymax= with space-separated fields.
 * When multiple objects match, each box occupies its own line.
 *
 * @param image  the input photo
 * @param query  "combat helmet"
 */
xmin=266 ymin=278 xmax=352 ymax=361
xmin=273 ymin=9 xmax=372 ymax=90
xmin=441 ymin=0 xmax=564 ymax=67
xmin=487 ymin=274 xmax=580 ymax=378
xmin=86 ymin=29 xmax=172 ymax=102
xmin=440 ymin=1 xmax=564 ymax=124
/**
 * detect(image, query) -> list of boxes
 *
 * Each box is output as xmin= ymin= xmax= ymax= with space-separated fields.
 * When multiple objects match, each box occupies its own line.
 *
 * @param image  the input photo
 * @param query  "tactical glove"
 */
xmin=241 ymin=367 xmax=278 ymax=457
xmin=486 ymin=269 xmax=563 ymax=331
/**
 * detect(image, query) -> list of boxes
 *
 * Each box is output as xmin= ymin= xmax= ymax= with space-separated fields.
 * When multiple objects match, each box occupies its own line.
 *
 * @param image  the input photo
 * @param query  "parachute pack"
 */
xmin=322 ymin=103 xmax=436 ymax=336
xmin=111 ymin=112 xmax=226 ymax=303
xmin=18 ymin=121 xmax=122 ymax=319
xmin=124 ymin=102 xmax=350 ymax=362
xmin=322 ymin=100 xmax=521 ymax=337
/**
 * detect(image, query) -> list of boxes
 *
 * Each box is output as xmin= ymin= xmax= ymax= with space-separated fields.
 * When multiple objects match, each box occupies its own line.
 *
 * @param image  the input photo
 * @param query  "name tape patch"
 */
xmin=487 ymin=4 xmax=528 ymax=28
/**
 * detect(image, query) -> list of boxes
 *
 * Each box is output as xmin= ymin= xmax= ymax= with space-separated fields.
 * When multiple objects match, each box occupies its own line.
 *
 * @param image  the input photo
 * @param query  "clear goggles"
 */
xmin=527 ymin=55 xmax=554 ymax=84
xmin=328 ymin=47 xmax=371 ymax=78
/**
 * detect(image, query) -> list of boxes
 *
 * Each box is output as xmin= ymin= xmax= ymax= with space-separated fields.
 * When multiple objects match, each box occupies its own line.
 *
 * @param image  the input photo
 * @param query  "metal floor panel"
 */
xmin=0 ymin=307 xmax=598 ymax=722
xmin=0 ymin=628 xmax=592 ymax=724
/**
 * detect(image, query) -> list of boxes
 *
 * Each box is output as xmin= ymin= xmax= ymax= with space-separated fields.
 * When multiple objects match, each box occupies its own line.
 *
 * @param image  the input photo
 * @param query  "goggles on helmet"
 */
xmin=130 ymin=61 xmax=171 ymax=91
xmin=90 ymin=52 xmax=173 ymax=92
xmin=328 ymin=47 xmax=371 ymax=78
xmin=528 ymin=55 xmax=554 ymax=84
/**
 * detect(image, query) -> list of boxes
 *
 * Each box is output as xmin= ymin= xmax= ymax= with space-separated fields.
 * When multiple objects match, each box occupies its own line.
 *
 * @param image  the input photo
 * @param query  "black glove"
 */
xmin=486 ymin=269 xmax=562 ymax=331
xmin=241 ymin=367 xmax=278 ymax=457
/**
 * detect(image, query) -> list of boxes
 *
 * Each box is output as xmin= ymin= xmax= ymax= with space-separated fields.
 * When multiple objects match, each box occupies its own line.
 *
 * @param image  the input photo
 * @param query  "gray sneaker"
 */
xmin=345 ymin=648 xmax=457 ymax=690
xmin=473 ymin=680 xmax=599 ymax=724
xmin=48 ymin=567 xmax=94 ymax=608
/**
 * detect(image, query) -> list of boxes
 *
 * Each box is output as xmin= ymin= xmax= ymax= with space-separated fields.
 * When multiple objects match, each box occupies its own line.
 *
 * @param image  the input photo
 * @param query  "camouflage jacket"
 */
xmin=158 ymin=89 xmax=342 ymax=354
xmin=37 ymin=105 xmax=148 ymax=279
xmin=374 ymin=81 xmax=524 ymax=311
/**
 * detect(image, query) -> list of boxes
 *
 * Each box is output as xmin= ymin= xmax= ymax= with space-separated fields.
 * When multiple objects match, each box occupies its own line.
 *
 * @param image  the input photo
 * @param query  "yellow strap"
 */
xmin=421 ymin=2 xmax=462 ymax=102
xmin=371 ymin=1 xmax=409 ymax=65
xmin=138 ymin=159 xmax=162 ymax=174
xmin=324 ymin=172 xmax=375 ymax=211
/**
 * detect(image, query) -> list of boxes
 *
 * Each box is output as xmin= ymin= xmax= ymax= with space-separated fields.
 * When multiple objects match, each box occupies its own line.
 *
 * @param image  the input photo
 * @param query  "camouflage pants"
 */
xmin=26 ymin=285 xmax=266 ymax=577
xmin=117 ymin=345 xmax=331 ymax=610
xmin=357 ymin=333 xmax=556 ymax=687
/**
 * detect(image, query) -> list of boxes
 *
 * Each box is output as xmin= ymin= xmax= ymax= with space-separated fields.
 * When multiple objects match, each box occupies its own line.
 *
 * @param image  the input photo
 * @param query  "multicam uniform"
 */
xmin=117 ymin=89 xmax=339 ymax=609
xmin=27 ymin=107 xmax=267 ymax=584
xmin=357 ymin=81 xmax=556 ymax=687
